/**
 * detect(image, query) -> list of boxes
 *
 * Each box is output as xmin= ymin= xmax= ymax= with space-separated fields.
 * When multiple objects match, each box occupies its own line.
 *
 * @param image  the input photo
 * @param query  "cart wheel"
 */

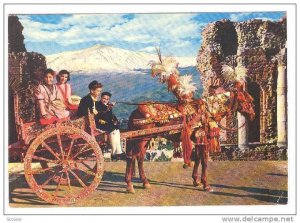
xmin=24 ymin=126 xmax=104 ymax=205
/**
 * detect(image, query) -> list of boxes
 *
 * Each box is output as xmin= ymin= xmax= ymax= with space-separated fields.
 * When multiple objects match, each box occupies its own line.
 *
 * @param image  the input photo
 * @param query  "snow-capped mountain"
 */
xmin=46 ymin=44 xmax=196 ymax=74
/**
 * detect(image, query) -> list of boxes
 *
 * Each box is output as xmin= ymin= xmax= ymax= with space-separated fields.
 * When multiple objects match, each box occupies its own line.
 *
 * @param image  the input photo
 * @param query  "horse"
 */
xmin=124 ymin=85 xmax=255 ymax=194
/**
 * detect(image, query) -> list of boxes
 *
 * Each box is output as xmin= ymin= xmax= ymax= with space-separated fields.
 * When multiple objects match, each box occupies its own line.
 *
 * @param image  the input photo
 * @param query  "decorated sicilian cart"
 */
xmin=9 ymin=91 xmax=105 ymax=205
xmin=8 ymin=50 xmax=255 ymax=204
xmin=9 ymin=89 xmax=203 ymax=205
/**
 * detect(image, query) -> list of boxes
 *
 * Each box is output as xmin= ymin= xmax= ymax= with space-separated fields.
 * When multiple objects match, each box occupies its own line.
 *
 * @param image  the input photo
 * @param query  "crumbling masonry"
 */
xmin=8 ymin=15 xmax=46 ymax=144
xmin=197 ymin=18 xmax=287 ymax=148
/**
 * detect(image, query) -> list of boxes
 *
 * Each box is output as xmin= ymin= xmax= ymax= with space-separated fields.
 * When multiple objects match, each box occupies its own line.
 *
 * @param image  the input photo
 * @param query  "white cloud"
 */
xmin=138 ymin=46 xmax=157 ymax=53
xmin=20 ymin=13 xmax=200 ymax=41
xmin=229 ymin=14 xmax=239 ymax=22
xmin=173 ymin=40 xmax=192 ymax=48
xmin=60 ymin=14 xmax=126 ymax=29
xmin=132 ymin=14 xmax=199 ymax=39
xmin=229 ymin=12 xmax=278 ymax=22
xmin=19 ymin=13 xmax=203 ymax=56
xmin=19 ymin=14 xmax=128 ymax=44
xmin=19 ymin=17 xmax=60 ymax=41
xmin=229 ymin=13 xmax=251 ymax=22
xmin=255 ymin=17 xmax=277 ymax=21
xmin=123 ymin=34 xmax=152 ymax=42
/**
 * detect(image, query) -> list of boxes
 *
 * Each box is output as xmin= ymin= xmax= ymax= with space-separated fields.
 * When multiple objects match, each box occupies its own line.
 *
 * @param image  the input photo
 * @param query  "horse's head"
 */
xmin=230 ymin=85 xmax=256 ymax=121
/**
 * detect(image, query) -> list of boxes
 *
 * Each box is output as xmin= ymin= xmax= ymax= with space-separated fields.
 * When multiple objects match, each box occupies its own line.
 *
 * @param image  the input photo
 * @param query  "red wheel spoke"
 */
xmin=75 ymin=157 xmax=97 ymax=163
xmin=24 ymin=126 xmax=104 ymax=205
xmin=71 ymin=144 xmax=91 ymax=159
xmin=54 ymin=173 xmax=64 ymax=196
xmin=73 ymin=164 xmax=96 ymax=177
xmin=66 ymin=138 xmax=75 ymax=160
xmin=81 ymin=161 xmax=94 ymax=171
xmin=69 ymin=169 xmax=87 ymax=188
xmin=42 ymin=141 xmax=61 ymax=160
xmin=56 ymin=134 xmax=64 ymax=158
xmin=32 ymin=155 xmax=59 ymax=164
xmin=40 ymin=168 xmax=60 ymax=188
xmin=30 ymin=166 xmax=55 ymax=175
xmin=65 ymin=170 xmax=72 ymax=192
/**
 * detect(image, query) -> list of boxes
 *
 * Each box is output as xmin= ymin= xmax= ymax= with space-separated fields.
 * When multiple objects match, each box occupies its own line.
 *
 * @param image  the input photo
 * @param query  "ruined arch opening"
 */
xmin=216 ymin=22 xmax=238 ymax=57
xmin=248 ymin=82 xmax=261 ymax=143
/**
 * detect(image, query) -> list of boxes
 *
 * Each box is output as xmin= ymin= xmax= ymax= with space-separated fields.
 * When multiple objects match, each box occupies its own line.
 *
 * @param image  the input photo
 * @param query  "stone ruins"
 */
xmin=197 ymin=17 xmax=287 ymax=149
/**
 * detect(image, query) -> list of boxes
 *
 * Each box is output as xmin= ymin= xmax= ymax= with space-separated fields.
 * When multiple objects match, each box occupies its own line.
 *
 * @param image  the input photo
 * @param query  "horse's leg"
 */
xmin=125 ymin=142 xmax=137 ymax=193
xmin=192 ymin=145 xmax=201 ymax=187
xmin=137 ymin=140 xmax=151 ymax=189
xmin=199 ymin=146 xmax=213 ymax=192
xmin=131 ymin=158 xmax=136 ymax=177
xmin=125 ymin=156 xmax=135 ymax=193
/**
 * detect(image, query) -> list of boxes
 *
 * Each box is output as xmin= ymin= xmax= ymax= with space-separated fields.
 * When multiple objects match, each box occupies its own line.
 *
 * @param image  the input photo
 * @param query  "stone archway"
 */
xmin=217 ymin=22 xmax=238 ymax=57
xmin=247 ymin=82 xmax=261 ymax=143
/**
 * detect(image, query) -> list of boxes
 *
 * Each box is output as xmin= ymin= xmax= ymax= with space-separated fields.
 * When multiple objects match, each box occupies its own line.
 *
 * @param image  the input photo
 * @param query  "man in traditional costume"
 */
xmin=77 ymin=80 xmax=103 ymax=118
xmin=95 ymin=92 xmax=124 ymax=160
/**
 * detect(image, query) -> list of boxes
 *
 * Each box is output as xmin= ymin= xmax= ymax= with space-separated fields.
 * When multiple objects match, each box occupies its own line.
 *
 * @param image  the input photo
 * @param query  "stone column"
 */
xmin=238 ymin=112 xmax=249 ymax=150
xmin=277 ymin=63 xmax=287 ymax=147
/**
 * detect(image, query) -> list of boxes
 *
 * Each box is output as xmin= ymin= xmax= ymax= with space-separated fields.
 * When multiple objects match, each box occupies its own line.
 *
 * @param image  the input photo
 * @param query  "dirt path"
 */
xmin=9 ymin=161 xmax=288 ymax=207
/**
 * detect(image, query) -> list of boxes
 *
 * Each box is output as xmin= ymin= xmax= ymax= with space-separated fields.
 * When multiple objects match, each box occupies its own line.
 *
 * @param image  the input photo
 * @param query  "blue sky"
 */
xmin=18 ymin=12 xmax=285 ymax=57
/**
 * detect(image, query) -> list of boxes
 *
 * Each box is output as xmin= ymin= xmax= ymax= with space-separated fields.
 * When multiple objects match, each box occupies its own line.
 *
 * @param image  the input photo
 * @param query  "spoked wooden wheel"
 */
xmin=24 ymin=126 xmax=104 ymax=205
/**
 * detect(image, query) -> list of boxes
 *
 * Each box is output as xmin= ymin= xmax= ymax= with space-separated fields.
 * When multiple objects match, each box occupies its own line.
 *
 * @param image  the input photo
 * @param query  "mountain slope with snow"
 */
xmin=46 ymin=44 xmax=196 ymax=74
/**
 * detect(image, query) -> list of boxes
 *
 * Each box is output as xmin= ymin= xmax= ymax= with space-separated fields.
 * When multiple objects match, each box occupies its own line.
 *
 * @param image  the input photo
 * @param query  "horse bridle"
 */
xmin=203 ymin=91 xmax=246 ymax=132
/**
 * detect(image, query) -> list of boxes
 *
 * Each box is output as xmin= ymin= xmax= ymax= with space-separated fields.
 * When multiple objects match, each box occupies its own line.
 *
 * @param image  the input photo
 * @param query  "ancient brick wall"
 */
xmin=9 ymin=52 xmax=46 ymax=144
xmin=8 ymin=15 xmax=26 ymax=53
xmin=8 ymin=15 xmax=47 ymax=144
xmin=197 ymin=18 xmax=287 ymax=144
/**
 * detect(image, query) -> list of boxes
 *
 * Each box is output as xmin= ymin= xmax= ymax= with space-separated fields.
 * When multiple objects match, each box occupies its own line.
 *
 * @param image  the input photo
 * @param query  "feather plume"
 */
xmin=235 ymin=64 xmax=247 ymax=81
xmin=150 ymin=48 xmax=198 ymax=101
xmin=177 ymin=74 xmax=197 ymax=96
xmin=221 ymin=64 xmax=248 ymax=82
xmin=150 ymin=56 xmax=179 ymax=79
xmin=151 ymin=64 xmax=166 ymax=77
xmin=221 ymin=65 xmax=236 ymax=81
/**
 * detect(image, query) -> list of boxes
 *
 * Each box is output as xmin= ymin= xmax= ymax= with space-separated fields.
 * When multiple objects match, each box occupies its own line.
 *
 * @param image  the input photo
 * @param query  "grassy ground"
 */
xmin=9 ymin=160 xmax=287 ymax=207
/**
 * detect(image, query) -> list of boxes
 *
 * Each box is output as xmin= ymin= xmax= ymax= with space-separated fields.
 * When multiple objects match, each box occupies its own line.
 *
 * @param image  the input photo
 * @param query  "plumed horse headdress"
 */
xmin=149 ymin=48 xmax=197 ymax=103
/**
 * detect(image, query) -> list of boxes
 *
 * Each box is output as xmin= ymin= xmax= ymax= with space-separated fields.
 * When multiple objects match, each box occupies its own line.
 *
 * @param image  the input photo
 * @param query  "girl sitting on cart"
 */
xmin=56 ymin=69 xmax=80 ymax=117
xmin=35 ymin=68 xmax=70 ymax=125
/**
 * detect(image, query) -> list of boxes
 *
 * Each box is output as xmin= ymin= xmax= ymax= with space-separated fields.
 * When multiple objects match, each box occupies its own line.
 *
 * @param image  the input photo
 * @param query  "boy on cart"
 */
xmin=96 ymin=92 xmax=124 ymax=161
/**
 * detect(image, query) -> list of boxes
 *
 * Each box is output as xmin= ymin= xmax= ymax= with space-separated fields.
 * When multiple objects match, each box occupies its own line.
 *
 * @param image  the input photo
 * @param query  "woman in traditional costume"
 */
xmin=35 ymin=69 xmax=70 ymax=125
xmin=56 ymin=69 xmax=80 ymax=113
